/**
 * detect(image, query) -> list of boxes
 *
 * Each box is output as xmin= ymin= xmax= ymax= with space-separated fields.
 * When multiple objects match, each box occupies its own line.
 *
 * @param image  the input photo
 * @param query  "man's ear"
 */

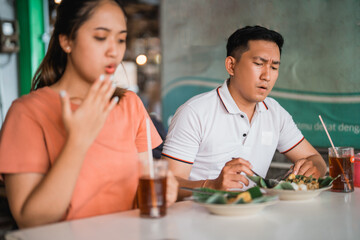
xmin=225 ymin=56 xmax=236 ymax=76
xmin=59 ymin=34 xmax=72 ymax=53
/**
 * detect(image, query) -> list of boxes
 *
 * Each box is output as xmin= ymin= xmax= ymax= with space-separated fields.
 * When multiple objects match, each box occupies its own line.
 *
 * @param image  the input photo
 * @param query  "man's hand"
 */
xmin=292 ymin=158 xmax=322 ymax=178
xmin=207 ymin=158 xmax=253 ymax=190
xmin=284 ymin=139 xmax=327 ymax=178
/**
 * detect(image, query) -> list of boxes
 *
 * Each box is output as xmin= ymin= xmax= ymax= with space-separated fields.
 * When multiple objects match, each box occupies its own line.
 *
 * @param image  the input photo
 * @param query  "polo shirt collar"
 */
xmin=217 ymin=79 xmax=269 ymax=114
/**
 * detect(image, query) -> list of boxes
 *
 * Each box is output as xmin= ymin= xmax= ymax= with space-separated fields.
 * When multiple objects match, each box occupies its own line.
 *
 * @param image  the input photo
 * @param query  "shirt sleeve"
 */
xmin=132 ymin=94 xmax=162 ymax=153
xmin=275 ymin=103 xmax=304 ymax=153
xmin=162 ymin=104 xmax=201 ymax=164
xmin=0 ymin=101 xmax=49 ymax=181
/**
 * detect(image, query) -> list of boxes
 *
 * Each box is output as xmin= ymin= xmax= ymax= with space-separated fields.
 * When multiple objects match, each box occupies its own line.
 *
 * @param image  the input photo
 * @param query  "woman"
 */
xmin=0 ymin=0 xmax=177 ymax=228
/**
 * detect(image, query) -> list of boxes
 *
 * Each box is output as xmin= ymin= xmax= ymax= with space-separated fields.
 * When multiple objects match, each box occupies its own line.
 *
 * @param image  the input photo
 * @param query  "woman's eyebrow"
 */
xmin=94 ymin=27 xmax=127 ymax=34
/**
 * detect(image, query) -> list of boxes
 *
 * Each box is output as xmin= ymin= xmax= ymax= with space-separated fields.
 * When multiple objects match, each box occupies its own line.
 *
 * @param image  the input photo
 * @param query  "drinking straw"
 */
xmin=146 ymin=118 xmax=155 ymax=178
xmin=318 ymin=115 xmax=351 ymax=190
xmin=145 ymin=118 xmax=159 ymax=216
xmin=318 ymin=115 xmax=339 ymax=157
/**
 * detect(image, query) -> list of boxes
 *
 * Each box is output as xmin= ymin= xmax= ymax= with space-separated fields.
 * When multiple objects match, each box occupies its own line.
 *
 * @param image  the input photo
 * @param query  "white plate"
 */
xmin=264 ymin=185 xmax=332 ymax=201
xmin=197 ymin=200 xmax=278 ymax=216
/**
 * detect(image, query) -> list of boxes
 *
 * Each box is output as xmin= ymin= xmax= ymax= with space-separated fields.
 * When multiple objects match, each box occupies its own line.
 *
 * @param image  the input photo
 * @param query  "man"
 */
xmin=162 ymin=26 xmax=327 ymax=199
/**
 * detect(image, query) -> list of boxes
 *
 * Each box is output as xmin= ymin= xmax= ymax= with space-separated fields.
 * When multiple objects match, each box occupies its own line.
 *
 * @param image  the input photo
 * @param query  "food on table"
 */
xmin=226 ymin=191 xmax=252 ymax=204
xmin=248 ymin=174 xmax=337 ymax=191
xmin=282 ymin=174 xmax=320 ymax=190
xmin=192 ymin=186 xmax=277 ymax=205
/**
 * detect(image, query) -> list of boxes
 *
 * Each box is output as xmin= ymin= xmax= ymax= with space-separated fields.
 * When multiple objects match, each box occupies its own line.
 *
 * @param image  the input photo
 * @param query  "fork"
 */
xmin=251 ymin=169 xmax=262 ymax=178
xmin=274 ymin=166 xmax=294 ymax=181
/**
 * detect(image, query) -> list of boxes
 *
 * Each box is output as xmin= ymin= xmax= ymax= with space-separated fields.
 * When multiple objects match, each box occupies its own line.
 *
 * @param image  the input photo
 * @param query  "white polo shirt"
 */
xmin=162 ymin=80 xmax=304 ymax=181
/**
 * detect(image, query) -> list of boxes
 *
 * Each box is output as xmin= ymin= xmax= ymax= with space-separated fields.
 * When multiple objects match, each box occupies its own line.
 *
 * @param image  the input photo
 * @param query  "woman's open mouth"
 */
xmin=105 ymin=64 xmax=116 ymax=74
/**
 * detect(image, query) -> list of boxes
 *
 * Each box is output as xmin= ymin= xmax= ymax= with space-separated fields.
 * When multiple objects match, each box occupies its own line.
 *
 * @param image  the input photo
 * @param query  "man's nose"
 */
xmin=260 ymin=66 xmax=270 ymax=81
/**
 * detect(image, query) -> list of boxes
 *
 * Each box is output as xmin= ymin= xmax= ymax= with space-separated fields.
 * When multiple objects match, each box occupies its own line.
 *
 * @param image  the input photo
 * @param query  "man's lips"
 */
xmin=257 ymin=86 xmax=268 ymax=90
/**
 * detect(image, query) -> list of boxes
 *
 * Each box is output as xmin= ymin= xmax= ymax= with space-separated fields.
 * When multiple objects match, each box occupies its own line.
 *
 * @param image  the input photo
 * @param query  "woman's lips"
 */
xmin=105 ymin=65 xmax=116 ymax=74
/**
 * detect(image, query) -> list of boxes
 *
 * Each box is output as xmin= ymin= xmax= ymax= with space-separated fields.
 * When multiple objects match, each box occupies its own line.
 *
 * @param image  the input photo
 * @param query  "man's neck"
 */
xmin=227 ymin=80 xmax=257 ymax=122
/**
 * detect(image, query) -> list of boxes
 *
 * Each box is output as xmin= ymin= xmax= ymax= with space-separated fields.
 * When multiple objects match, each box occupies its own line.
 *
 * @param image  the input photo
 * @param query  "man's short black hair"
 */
xmin=226 ymin=25 xmax=284 ymax=59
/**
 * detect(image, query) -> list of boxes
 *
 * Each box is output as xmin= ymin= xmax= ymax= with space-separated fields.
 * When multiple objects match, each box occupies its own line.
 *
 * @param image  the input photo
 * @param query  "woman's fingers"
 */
xmin=103 ymin=81 xmax=117 ymax=104
xmin=96 ymin=75 xmax=115 ymax=103
xmin=104 ymin=96 xmax=119 ymax=113
xmin=85 ymin=74 xmax=106 ymax=102
xmin=83 ymin=74 xmax=116 ymax=111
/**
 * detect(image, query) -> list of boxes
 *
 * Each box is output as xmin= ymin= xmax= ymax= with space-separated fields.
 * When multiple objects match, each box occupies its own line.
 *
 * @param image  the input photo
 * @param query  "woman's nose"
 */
xmin=106 ymin=38 xmax=118 ymax=58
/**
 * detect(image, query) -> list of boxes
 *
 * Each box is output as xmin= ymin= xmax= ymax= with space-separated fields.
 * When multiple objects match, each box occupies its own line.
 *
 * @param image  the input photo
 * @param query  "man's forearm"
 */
xmin=176 ymin=176 xmax=209 ymax=201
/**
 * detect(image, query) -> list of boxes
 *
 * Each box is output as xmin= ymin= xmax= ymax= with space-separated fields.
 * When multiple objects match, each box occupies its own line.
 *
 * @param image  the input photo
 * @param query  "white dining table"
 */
xmin=5 ymin=188 xmax=360 ymax=240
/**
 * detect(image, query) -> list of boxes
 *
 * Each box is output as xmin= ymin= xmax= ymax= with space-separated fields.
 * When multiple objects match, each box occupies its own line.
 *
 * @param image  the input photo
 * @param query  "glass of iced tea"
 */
xmin=328 ymin=147 xmax=354 ymax=193
xmin=137 ymin=159 xmax=168 ymax=218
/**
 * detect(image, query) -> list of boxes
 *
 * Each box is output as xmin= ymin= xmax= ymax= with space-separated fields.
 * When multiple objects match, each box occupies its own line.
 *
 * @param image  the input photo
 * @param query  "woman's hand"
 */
xmin=60 ymin=75 xmax=118 ymax=148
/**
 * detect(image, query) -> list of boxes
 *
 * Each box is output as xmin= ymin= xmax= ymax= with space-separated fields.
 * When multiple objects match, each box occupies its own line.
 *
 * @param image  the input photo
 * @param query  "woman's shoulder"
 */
xmin=15 ymin=87 xmax=56 ymax=103
xmin=115 ymin=90 xmax=147 ymax=116
xmin=122 ymin=90 xmax=143 ymax=106
xmin=123 ymin=90 xmax=140 ymax=100
xmin=9 ymin=87 xmax=59 ymax=115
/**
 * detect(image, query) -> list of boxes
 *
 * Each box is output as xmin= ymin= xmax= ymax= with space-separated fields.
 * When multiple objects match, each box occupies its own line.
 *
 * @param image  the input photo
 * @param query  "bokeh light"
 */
xmin=136 ymin=54 xmax=147 ymax=65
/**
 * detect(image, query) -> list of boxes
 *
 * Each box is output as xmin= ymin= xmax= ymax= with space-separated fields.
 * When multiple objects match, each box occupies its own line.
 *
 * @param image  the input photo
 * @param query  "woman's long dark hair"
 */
xmin=31 ymin=0 xmax=127 ymax=100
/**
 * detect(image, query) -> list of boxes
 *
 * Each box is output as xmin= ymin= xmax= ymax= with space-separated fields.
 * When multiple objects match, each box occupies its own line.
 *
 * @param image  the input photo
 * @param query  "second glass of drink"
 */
xmin=328 ymin=147 xmax=354 ymax=193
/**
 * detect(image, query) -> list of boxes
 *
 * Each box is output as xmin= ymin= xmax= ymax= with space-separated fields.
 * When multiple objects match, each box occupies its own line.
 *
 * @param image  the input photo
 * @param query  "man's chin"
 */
xmin=254 ymin=95 xmax=268 ymax=103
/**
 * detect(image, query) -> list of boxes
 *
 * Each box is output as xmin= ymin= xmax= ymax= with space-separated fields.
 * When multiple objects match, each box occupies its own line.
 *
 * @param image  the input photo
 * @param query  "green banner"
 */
xmin=273 ymin=91 xmax=360 ymax=148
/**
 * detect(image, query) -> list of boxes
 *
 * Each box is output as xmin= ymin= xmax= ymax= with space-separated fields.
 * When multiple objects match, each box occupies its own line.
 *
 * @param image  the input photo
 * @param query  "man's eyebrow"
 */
xmin=253 ymin=56 xmax=280 ymax=65
xmin=94 ymin=27 xmax=127 ymax=34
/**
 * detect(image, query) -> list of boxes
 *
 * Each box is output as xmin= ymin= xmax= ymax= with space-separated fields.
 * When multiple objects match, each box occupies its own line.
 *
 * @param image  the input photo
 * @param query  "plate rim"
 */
xmin=196 ymin=198 xmax=279 ymax=209
xmin=264 ymin=184 xmax=332 ymax=194
xmin=195 ymin=199 xmax=279 ymax=216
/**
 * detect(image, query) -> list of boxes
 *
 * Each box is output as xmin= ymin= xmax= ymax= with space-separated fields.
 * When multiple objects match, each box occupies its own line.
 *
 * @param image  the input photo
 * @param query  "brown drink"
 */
xmin=329 ymin=156 xmax=353 ymax=192
xmin=328 ymin=147 xmax=354 ymax=193
xmin=138 ymin=176 xmax=167 ymax=218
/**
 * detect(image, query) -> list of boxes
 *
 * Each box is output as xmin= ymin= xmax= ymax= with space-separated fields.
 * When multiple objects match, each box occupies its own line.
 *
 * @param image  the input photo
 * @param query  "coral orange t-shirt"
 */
xmin=0 ymin=87 xmax=162 ymax=220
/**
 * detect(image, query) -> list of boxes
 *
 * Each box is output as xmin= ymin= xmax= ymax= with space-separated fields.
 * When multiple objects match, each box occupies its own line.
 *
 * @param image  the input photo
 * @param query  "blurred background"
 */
xmin=0 ymin=0 xmax=359 ymax=235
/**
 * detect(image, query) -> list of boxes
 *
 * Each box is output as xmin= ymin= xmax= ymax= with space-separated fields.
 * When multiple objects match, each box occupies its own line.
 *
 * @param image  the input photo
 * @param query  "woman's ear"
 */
xmin=225 ymin=56 xmax=236 ymax=76
xmin=59 ymin=34 xmax=72 ymax=53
